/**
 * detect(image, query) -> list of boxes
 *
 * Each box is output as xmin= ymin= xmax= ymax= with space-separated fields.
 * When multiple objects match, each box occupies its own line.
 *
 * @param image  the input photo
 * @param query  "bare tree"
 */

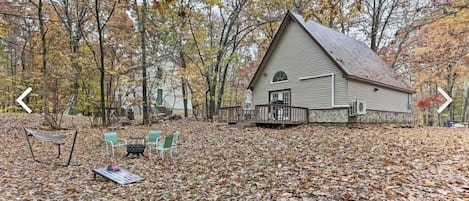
xmin=51 ymin=0 xmax=89 ymax=115
xmin=362 ymin=0 xmax=401 ymax=52
xmin=187 ymin=0 xmax=271 ymax=120
xmin=93 ymin=0 xmax=117 ymax=125
xmin=30 ymin=0 xmax=58 ymax=127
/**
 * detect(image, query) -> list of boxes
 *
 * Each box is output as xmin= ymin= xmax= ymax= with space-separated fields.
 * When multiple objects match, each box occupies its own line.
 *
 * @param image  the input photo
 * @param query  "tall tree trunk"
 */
xmin=186 ymin=82 xmax=197 ymax=120
xmin=134 ymin=0 xmax=149 ymax=124
xmin=34 ymin=0 xmax=55 ymax=128
xmin=179 ymin=49 xmax=189 ymax=118
xmin=141 ymin=0 xmax=149 ymax=125
xmin=176 ymin=13 xmax=189 ymax=118
xmin=463 ymin=83 xmax=469 ymax=122
xmin=181 ymin=77 xmax=188 ymax=118
xmin=209 ymin=83 xmax=216 ymax=122
xmin=217 ymin=63 xmax=229 ymax=109
xmin=69 ymin=21 xmax=83 ymax=116
xmin=447 ymin=64 xmax=455 ymax=120
xmin=53 ymin=78 xmax=59 ymax=116
xmin=69 ymin=38 xmax=81 ymax=115
xmin=434 ymin=84 xmax=439 ymax=126
xmin=205 ymin=89 xmax=210 ymax=120
xmin=107 ymin=47 xmax=116 ymax=122
xmin=370 ymin=0 xmax=381 ymax=52
xmin=95 ymin=0 xmax=106 ymax=125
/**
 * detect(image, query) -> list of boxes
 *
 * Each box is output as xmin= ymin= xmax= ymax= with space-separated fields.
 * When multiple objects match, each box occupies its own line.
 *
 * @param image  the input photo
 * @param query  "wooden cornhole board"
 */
xmin=93 ymin=167 xmax=144 ymax=185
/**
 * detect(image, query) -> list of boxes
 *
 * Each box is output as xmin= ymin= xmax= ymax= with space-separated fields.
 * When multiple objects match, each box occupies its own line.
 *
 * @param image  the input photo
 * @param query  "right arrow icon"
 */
xmin=437 ymin=87 xmax=453 ymax=113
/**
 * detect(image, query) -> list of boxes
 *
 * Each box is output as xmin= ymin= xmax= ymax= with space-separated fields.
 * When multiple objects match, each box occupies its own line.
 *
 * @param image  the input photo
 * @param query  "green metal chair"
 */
xmin=146 ymin=130 xmax=161 ymax=157
xmin=147 ymin=130 xmax=161 ymax=145
xmin=152 ymin=135 xmax=173 ymax=160
xmin=104 ymin=132 xmax=127 ymax=158
xmin=171 ymin=131 xmax=179 ymax=153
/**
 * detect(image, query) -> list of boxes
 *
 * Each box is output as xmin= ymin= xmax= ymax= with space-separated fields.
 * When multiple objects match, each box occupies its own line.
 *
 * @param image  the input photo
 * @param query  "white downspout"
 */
xmin=299 ymin=73 xmax=349 ymax=108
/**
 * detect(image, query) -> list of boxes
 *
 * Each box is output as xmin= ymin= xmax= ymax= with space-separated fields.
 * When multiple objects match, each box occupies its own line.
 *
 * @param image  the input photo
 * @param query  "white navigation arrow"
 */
xmin=16 ymin=87 xmax=32 ymax=113
xmin=437 ymin=87 xmax=453 ymax=113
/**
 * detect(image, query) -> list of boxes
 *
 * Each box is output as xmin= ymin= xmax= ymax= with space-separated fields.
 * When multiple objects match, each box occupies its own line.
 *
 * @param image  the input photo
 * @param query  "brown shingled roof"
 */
xmin=248 ymin=11 xmax=415 ymax=93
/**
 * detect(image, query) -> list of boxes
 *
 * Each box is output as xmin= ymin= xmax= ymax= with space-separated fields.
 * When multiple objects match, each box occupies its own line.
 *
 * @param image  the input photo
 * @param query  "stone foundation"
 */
xmin=309 ymin=109 xmax=413 ymax=124
xmin=309 ymin=109 xmax=349 ymax=123
xmin=352 ymin=110 xmax=413 ymax=124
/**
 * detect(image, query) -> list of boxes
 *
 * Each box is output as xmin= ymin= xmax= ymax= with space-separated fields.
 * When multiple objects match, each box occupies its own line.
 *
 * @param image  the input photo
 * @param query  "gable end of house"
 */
xmin=248 ymin=10 xmax=415 ymax=94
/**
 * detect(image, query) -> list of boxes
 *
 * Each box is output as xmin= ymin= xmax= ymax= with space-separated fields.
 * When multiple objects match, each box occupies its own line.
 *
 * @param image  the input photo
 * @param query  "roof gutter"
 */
xmin=346 ymin=75 xmax=416 ymax=94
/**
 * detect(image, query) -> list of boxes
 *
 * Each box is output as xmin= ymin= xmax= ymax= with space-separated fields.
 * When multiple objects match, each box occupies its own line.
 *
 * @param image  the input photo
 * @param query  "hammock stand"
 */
xmin=24 ymin=128 xmax=78 ymax=167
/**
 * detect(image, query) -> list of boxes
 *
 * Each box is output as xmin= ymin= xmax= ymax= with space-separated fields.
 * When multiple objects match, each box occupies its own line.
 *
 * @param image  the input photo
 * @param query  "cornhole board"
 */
xmin=93 ymin=167 xmax=144 ymax=185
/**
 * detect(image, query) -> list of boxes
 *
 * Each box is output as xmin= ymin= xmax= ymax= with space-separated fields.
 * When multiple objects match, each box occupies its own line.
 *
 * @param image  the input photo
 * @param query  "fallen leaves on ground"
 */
xmin=0 ymin=114 xmax=468 ymax=200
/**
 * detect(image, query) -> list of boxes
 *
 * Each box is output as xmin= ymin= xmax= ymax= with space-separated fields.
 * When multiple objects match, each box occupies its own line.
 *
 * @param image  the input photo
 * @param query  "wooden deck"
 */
xmin=254 ymin=120 xmax=307 ymax=125
xmin=218 ymin=104 xmax=308 ymax=126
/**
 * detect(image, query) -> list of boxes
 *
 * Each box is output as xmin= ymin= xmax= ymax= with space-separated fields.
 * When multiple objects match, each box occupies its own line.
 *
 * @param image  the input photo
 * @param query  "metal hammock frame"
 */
xmin=24 ymin=128 xmax=78 ymax=167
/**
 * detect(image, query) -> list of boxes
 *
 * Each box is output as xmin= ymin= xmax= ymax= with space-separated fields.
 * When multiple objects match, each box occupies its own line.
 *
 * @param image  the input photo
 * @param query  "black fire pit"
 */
xmin=126 ymin=144 xmax=145 ymax=157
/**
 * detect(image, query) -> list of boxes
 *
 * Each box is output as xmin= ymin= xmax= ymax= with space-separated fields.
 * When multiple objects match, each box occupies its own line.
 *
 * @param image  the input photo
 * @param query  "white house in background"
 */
xmin=122 ymin=61 xmax=192 ymax=116
xmin=247 ymin=11 xmax=415 ymax=124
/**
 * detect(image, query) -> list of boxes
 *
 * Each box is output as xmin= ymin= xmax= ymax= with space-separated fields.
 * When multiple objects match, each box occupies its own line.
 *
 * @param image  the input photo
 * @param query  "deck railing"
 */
xmin=218 ymin=106 xmax=253 ymax=123
xmin=254 ymin=104 xmax=309 ymax=125
xmin=219 ymin=104 xmax=309 ymax=125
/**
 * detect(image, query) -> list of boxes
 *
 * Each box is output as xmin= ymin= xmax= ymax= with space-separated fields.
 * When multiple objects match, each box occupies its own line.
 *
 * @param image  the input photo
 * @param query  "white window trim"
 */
xmin=299 ymin=73 xmax=349 ymax=108
xmin=272 ymin=71 xmax=288 ymax=83
xmin=270 ymin=80 xmax=288 ymax=85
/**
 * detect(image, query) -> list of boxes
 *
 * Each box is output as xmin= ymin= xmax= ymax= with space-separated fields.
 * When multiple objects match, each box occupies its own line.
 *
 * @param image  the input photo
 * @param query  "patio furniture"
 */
xmin=24 ymin=128 xmax=78 ymax=167
xmin=146 ymin=130 xmax=161 ymax=157
xmin=126 ymin=144 xmax=145 ymax=157
xmin=171 ymin=131 xmax=179 ymax=153
xmin=147 ymin=130 xmax=161 ymax=146
xmin=93 ymin=167 xmax=144 ymax=185
xmin=151 ymin=134 xmax=173 ymax=160
xmin=104 ymin=132 xmax=127 ymax=158
xmin=125 ymin=137 xmax=145 ymax=157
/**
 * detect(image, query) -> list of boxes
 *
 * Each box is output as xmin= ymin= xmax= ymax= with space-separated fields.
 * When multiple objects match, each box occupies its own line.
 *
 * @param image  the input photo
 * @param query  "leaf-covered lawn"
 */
xmin=0 ymin=114 xmax=468 ymax=200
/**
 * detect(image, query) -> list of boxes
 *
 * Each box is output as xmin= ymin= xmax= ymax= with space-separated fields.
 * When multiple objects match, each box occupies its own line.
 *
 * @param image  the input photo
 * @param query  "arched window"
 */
xmin=272 ymin=71 xmax=288 ymax=83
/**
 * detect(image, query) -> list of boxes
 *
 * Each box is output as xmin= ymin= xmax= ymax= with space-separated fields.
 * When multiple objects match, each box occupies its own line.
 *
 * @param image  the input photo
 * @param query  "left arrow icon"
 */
xmin=16 ymin=87 xmax=32 ymax=113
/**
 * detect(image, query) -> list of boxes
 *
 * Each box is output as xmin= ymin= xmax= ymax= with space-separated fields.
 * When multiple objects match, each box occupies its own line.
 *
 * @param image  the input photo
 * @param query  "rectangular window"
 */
xmin=157 ymin=89 xmax=163 ymax=106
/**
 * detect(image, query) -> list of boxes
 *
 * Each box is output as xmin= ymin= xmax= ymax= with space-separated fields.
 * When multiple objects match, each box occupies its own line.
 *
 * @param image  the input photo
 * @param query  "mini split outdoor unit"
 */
xmin=350 ymin=100 xmax=366 ymax=116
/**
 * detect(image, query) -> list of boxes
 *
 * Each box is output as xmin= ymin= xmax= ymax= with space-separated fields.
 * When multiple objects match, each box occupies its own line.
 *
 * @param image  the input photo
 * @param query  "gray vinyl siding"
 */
xmin=252 ymin=20 xmax=347 ymax=109
xmin=295 ymin=77 xmax=331 ymax=109
xmin=348 ymin=80 xmax=410 ymax=113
